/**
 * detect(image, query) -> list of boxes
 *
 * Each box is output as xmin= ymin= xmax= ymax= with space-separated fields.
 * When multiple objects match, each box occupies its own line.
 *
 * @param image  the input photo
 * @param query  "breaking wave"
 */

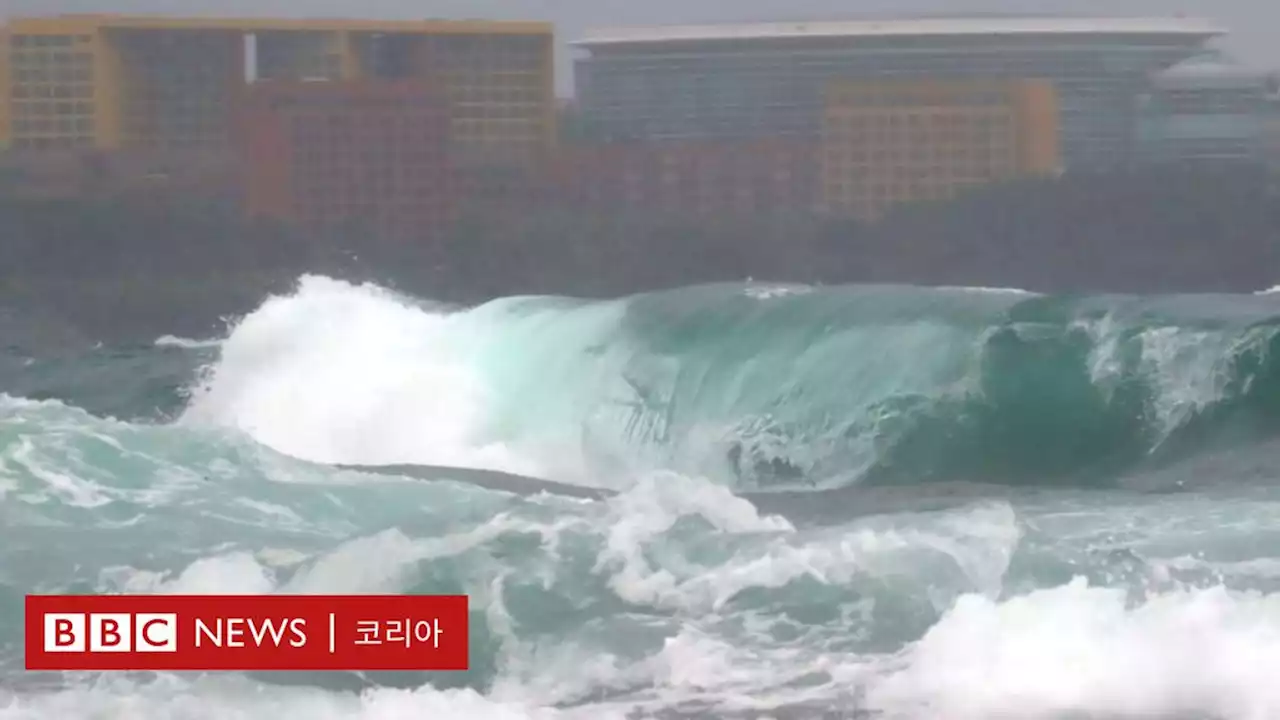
xmin=180 ymin=276 xmax=1280 ymax=492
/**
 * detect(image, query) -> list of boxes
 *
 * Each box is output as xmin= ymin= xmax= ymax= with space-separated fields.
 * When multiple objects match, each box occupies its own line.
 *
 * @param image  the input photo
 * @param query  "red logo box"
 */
xmin=25 ymin=594 xmax=469 ymax=672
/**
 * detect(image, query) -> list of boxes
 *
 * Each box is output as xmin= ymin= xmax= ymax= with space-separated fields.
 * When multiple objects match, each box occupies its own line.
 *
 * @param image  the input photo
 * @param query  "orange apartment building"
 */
xmin=820 ymin=78 xmax=1060 ymax=220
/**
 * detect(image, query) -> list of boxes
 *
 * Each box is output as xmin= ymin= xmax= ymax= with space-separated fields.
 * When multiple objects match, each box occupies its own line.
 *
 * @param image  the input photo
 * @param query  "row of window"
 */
xmin=287 ymin=130 xmax=448 ymax=145
xmin=288 ymin=151 xmax=447 ymax=166
xmin=823 ymin=188 xmax=985 ymax=213
xmin=125 ymin=101 xmax=230 ymax=113
xmin=122 ymin=105 xmax=232 ymax=120
xmin=121 ymin=117 xmax=233 ymax=137
xmin=250 ymin=117 xmax=542 ymax=146
xmin=124 ymin=107 xmax=230 ymax=120
xmin=828 ymin=89 xmax=1019 ymax=106
xmin=295 ymin=196 xmax=452 ymax=207
xmin=247 ymin=86 xmax=542 ymax=106
xmin=576 ymin=166 xmax=810 ymax=180
xmin=575 ymin=186 xmax=807 ymax=198
xmin=8 ymin=136 xmax=94 ymax=149
xmin=827 ymin=151 xmax=1016 ymax=165
xmin=451 ymin=90 xmax=545 ymax=107
xmin=9 ymin=100 xmax=95 ymax=116
xmin=12 ymin=68 xmax=94 ymax=84
xmin=8 ymin=35 xmax=91 ymax=49
xmin=121 ymin=136 xmax=228 ymax=149
xmin=8 ymin=51 xmax=94 ymax=68
xmin=401 ymin=44 xmax=545 ymax=70
xmin=123 ymin=136 xmax=230 ymax=147
xmin=447 ymin=84 xmax=544 ymax=104
xmin=440 ymin=69 xmax=544 ymax=80
xmin=825 ymin=119 xmax=1016 ymax=134
xmin=582 ymin=78 xmax=1129 ymax=101
xmin=829 ymin=148 xmax=1018 ymax=161
xmin=579 ymin=107 xmax=1046 ymax=124
xmin=828 ymin=135 xmax=1020 ymax=149
xmin=828 ymin=189 xmax=985 ymax=205
xmin=122 ymin=115 xmax=228 ymax=126
xmin=119 ymin=36 xmax=240 ymax=50
xmin=826 ymin=135 xmax=1020 ymax=150
xmin=10 ymin=117 xmax=94 ymax=135
xmin=258 ymin=53 xmax=343 ymax=80
xmin=826 ymin=151 xmax=1017 ymax=165
xmin=296 ymin=187 xmax=451 ymax=201
xmin=126 ymin=69 xmax=237 ymax=85
xmin=583 ymin=80 xmax=1121 ymax=99
xmin=828 ymin=171 xmax=1015 ymax=184
xmin=451 ymin=120 xmax=543 ymax=137
xmin=582 ymin=115 xmax=815 ymax=129
xmin=450 ymin=103 xmax=544 ymax=120
xmin=826 ymin=172 xmax=1010 ymax=186
xmin=580 ymin=77 xmax=1123 ymax=99
xmin=264 ymin=96 xmax=444 ymax=110
xmin=827 ymin=109 xmax=1014 ymax=121
xmin=293 ymin=165 xmax=449 ymax=178
xmin=826 ymin=185 xmax=981 ymax=201
xmin=594 ymin=159 xmax=810 ymax=171
xmin=570 ymin=193 xmax=807 ymax=211
xmin=564 ymin=152 xmax=1004 ymax=169
xmin=292 ymin=211 xmax=452 ymax=225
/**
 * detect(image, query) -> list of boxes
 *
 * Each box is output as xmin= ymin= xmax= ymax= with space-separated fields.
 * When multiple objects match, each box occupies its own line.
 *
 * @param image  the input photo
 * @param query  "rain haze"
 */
xmin=4 ymin=0 xmax=1275 ymax=93
xmin=8 ymin=0 xmax=1280 ymax=717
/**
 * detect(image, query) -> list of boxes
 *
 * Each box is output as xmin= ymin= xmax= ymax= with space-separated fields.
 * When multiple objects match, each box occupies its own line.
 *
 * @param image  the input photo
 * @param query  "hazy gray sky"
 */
xmin=5 ymin=1 xmax=1270 ymax=94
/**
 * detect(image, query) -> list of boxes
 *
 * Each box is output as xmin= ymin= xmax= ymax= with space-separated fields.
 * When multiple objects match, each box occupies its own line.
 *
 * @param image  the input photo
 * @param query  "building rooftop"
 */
xmin=573 ymin=16 xmax=1226 ymax=48
xmin=1 ymin=14 xmax=551 ymax=35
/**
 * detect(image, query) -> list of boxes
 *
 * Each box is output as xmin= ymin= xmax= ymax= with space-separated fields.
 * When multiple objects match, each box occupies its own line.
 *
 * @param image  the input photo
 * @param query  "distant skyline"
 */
xmin=3 ymin=1 xmax=1267 ymax=94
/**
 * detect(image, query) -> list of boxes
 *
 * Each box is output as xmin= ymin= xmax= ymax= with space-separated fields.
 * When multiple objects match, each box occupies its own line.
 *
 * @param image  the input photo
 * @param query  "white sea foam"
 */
xmin=5 ymin=433 xmax=1280 ymax=719
xmin=0 ymin=674 xmax=618 ymax=720
xmin=1079 ymin=315 xmax=1248 ymax=441
xmin=9 ymin=578 xmax=1280 ymax=720
xmin=742 ymin=284 xmax=813 ymax=300
xmin=100 ymin=551 xmax=278 ymax=595
xmin=934 ymin=285 xmax=1038 ymax=295
xmin=154 ymin=335 xmax=222 ymax=350
xmin=178 ymin=276 xmax=543 ymax=478
xmin=865 ymin=577 xmax=1280 ymax=720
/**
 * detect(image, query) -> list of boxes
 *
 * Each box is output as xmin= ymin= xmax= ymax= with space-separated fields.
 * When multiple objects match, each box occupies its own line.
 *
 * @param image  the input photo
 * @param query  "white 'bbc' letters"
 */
xmin=43 ymin=613 xmax=178 ymax=653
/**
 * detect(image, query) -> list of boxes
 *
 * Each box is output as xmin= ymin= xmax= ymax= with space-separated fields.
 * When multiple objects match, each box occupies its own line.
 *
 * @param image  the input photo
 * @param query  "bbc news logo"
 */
xmin=45 ymin=613 xmax=177 ymax=652
xmin=25 ymin=594 xmax=468 ymax=672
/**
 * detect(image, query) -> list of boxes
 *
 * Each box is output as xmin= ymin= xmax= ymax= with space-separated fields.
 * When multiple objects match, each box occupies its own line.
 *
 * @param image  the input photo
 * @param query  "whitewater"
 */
xmin=3 ymin=274 xmax=1280 ymax=719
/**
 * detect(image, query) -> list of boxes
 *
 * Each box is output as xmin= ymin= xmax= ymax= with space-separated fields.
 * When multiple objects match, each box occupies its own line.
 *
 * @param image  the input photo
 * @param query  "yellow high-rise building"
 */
xmin=0 ymin=28 xmax=11 ymax=149
xmin=0 ymin=15 xmax=555 ymax=167
xmin=821 ymin=78 xmax=1060 ymax=220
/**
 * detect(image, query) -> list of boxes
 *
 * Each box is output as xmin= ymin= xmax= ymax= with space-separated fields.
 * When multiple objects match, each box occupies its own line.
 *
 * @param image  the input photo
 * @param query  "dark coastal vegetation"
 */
xmin=1 ymin=162 xmax=1278 ymax=345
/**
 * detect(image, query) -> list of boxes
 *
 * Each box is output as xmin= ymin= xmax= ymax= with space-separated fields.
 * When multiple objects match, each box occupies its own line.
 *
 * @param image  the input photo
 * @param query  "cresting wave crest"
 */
xmin=183 ymin=275 xmax=1280 ymax=492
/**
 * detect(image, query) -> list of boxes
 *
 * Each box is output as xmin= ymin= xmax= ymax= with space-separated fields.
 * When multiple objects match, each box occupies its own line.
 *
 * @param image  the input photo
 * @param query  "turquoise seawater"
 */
xmin=2 ymin=275 xmax=1280 ymax=719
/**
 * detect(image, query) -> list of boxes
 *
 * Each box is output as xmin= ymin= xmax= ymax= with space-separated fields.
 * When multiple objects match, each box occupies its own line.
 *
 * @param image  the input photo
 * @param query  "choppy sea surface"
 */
xmin=3 ymin=275 xmax=1280 ymax=719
